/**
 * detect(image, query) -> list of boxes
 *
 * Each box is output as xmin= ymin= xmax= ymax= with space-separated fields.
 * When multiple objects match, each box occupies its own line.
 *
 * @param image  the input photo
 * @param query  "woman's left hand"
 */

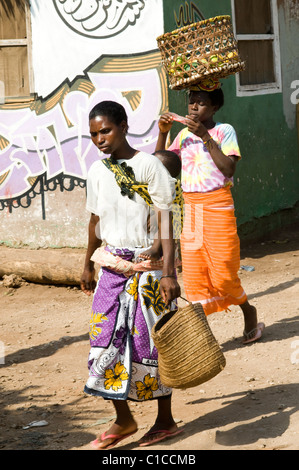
xmin=185 ymin=114 xmax=208 ymax=139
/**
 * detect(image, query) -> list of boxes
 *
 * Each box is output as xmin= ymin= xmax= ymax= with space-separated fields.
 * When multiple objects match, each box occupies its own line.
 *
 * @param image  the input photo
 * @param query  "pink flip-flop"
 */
xmin=91 ymin=430 xmax=137 ymax=450
xmin=139 ymin=428 xmax=184 ymax=447
xmin=243 ymin=322 xmax=265 ymax=344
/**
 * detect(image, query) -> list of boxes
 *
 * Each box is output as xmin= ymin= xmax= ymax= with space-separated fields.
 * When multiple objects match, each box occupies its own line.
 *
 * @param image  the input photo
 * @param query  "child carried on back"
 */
xmin=139 ymin=150 xmax=182 ymax=262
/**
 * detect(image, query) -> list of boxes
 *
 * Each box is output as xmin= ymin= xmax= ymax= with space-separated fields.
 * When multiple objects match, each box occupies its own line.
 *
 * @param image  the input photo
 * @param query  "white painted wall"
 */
xmin=30 ymin=0 xmax=164 ymax=98
xmin=0 ymin=0 xmax=166 ymax=248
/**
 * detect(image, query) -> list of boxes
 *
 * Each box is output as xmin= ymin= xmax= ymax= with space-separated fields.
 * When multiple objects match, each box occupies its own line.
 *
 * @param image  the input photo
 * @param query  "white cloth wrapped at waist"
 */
xmin=91 ymin=246 xmax=180 ymax=277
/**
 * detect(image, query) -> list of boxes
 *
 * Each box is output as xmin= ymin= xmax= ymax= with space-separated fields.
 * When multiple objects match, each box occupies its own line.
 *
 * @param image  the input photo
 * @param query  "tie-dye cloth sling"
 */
xmin=101 ymin=158 xmax=184 ymax=239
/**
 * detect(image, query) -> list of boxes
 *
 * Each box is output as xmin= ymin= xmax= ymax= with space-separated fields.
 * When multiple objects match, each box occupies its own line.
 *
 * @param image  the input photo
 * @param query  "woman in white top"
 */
xmin=80 ymin=101 xmax=182 ymax=449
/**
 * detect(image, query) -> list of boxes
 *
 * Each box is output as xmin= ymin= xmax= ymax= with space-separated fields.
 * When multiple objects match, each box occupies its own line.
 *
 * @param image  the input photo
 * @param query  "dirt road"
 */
xmin=1 ymin=224 xmax=298 ymax=451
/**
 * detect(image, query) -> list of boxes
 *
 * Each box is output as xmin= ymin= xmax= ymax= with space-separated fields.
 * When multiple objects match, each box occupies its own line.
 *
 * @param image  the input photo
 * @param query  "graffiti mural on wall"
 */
xmin=0 ymin=51 xmax=168 ymax=218
xmin=0 ymin=1 xmax=201 ymax=221
xmin=174 ymin=1 xmax=205 ymax=27
xmin=53 ymin=0 xmax=146 ymax=38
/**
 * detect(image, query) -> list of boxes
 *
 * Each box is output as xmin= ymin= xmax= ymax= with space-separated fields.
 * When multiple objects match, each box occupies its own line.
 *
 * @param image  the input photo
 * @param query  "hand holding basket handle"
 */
xmin=160 ymin=275 xmax=181 ymax=307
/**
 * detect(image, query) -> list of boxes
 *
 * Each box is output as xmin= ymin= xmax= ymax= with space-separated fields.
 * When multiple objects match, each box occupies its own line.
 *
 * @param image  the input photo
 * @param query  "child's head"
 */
xmin=153 ymin=150 xmax=181 ymax=178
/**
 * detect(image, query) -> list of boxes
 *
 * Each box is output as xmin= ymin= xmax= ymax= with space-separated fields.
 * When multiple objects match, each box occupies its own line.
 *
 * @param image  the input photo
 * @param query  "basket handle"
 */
xmin=179 ymin=295 xmax=191 ymax=303
xmin=163 ymin=295 xmax=191 ymax=314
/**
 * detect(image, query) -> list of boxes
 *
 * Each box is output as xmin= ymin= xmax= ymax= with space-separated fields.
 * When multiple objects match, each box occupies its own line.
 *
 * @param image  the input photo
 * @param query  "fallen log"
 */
xmin=0 ymin=246 xmax=86 ymax=286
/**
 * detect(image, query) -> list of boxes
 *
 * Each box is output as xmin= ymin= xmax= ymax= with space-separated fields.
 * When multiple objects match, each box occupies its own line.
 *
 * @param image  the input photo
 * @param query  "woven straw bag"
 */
xmin=151 ymin=299 xmax=226 ymax=389
xmin=156 ymin=15 xmax=245 ymax=90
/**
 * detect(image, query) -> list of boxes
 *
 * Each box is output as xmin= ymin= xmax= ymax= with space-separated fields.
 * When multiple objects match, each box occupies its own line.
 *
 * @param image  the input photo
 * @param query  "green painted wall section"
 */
xmin=162 ymin=0 xmax=299 ymax=235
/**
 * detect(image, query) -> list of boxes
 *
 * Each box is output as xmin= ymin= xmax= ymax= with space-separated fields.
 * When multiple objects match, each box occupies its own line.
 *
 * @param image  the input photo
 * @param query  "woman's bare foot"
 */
xmin=240 ymin=302 xmax=257 ymax=331
xmin=240 ymin=302 xmax=265 ymax=344
xmin=138 ymin=396 xmax=182 ymax=447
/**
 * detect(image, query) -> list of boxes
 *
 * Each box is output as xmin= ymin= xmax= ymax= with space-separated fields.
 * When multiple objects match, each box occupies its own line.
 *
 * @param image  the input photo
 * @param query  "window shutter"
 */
xmin=0 ymin=1 xmax=32 ymax=101
xmin=231 ymin=0 xmax=281 ymax=96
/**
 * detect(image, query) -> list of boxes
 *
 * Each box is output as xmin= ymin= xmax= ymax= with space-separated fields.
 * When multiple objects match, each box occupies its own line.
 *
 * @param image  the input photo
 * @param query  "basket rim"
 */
xmin=156 ymin=15 xmax=231 ymax=41
xmin=169 ymin=61 xmax=246 ymax=90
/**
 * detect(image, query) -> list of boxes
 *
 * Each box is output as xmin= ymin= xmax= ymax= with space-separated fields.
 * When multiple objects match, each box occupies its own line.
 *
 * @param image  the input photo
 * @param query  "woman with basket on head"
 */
xmin=155 ymin=79 xmax=265 ymax=345
xmin=80 ymin=100 xmax=183 ymax=449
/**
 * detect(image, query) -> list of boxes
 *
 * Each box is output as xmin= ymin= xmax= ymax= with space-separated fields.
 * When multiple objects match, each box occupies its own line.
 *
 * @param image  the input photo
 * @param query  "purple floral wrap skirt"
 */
xmin=84 ymin=247 xmax=175 ymax=401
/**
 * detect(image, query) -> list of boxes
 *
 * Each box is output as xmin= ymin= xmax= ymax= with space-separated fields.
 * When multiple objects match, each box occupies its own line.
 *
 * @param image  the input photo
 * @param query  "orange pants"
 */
xmin=181 ymin=187 xmax=247 ymax=315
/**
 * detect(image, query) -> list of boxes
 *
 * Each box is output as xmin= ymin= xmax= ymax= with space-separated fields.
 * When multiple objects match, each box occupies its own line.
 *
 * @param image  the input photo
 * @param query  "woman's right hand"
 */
xmin=158 ymin=113 xmax=174 ymax=133
xmin=80 ymin=267 xmax=96 ymax=296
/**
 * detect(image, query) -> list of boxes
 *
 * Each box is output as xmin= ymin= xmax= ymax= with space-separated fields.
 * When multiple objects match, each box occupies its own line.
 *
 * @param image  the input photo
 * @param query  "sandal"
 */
xmin=91 ymin=430 xmax=137 ymax=450
xmin=139 ymin=428 xmax=184 ymax=447
xmin=243 ymin=322 xmax=265 ymax=344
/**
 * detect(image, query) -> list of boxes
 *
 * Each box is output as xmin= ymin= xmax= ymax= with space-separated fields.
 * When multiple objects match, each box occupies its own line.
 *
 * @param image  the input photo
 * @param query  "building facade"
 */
xmin=0 ymin=0 xmax=298 ymax=248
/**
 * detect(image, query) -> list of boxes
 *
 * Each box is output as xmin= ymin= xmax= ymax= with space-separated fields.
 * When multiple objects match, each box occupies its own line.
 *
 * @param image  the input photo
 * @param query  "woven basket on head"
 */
xmin=156 ymin=15 xmax=245 ymax=90
xmin=151 ymin=300 xmax=226 ymax=389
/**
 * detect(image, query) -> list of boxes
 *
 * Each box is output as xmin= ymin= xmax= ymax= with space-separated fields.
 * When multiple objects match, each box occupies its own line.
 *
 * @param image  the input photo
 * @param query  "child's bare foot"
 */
xmin=138 ymin=247 xmax=161 ymax=262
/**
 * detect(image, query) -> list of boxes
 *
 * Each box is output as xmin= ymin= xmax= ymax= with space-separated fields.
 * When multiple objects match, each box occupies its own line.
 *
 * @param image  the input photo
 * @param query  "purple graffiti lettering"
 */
xmin=0 ymin=56 xmax=162 ymax=213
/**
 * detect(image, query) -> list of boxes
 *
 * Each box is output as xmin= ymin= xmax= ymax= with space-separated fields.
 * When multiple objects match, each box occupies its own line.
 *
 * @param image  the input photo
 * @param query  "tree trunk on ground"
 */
xmin=0 ymin=246 xmax=86 ymax=285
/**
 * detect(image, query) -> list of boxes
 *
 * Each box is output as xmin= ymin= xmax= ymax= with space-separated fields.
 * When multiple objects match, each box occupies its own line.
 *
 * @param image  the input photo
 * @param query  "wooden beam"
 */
xmin=0 ymin=246 xmax=89 ymax=286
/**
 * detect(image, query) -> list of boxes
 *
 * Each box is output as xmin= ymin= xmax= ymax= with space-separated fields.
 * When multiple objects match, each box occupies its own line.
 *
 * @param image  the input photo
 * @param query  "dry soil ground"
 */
xmin=0 ymin=224 xmax=298 ymax=452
